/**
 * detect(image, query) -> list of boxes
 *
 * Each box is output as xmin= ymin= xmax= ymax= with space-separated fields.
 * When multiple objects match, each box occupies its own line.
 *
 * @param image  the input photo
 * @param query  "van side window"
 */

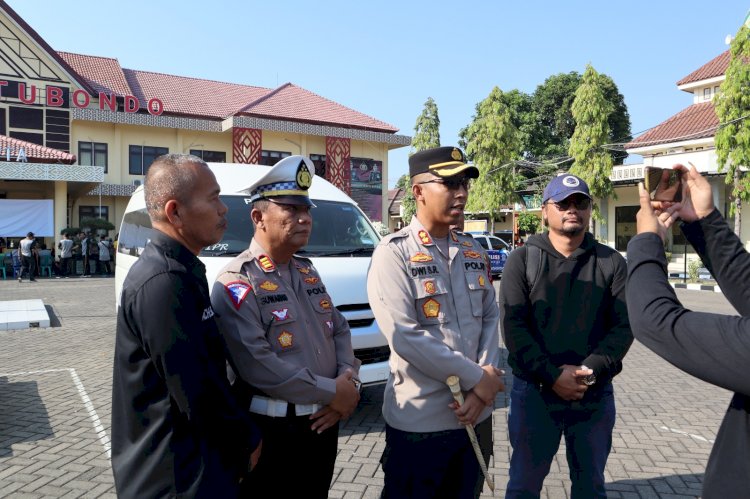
xmin=118 ymin=208 xmax=154 ymax=257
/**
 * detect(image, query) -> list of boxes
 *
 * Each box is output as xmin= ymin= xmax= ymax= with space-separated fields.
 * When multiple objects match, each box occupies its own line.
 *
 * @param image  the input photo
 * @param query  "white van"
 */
xmin=115 ymin=163 xmax=390 ymax=385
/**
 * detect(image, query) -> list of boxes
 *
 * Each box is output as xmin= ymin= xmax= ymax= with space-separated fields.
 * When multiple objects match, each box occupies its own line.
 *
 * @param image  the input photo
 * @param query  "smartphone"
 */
xmin=644 ymin=167 xmax=682 ymax=202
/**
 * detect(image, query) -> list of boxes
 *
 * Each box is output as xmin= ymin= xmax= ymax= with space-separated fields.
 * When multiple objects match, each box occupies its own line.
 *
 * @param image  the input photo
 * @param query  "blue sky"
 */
xmin=10 ymin=1 xmax=748 ymax=187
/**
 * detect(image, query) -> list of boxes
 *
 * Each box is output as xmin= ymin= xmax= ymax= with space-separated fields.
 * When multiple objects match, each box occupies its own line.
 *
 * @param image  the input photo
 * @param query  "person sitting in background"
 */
xmin=627 ymin=163 xmax=750 ymax=497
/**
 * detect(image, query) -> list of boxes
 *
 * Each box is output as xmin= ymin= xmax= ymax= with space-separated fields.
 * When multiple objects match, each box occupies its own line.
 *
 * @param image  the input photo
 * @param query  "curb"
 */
xmin=671 ymin=282 xmax=722 ymax=293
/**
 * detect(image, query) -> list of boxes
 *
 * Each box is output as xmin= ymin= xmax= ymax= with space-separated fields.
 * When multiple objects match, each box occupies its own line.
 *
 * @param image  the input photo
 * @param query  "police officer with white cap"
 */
xmin=211 ymin=155 xmax=361 ymax=498
xmin=367 ymin=146 xmax=504 ymax=498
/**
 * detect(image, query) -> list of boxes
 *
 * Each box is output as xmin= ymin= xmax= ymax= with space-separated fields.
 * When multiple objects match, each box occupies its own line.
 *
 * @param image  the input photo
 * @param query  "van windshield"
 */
xmin=205 ymin=196 xmax=379 ymax=257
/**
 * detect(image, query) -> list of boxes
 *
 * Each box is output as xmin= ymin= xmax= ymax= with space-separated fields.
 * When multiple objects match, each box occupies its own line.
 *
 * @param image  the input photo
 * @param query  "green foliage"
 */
xmin=61 ymin=227 xmax=80 ymax=236
xmin=459 ymin=86 xmax=521 ymax=214
xmin=395 ymin=174 xmax=410 ymax=189
xmin=687 ymin=258 xmax=701 ymax=283
xmin=568 ymin=65 xmax=615 ymax=222
xmin=80 ymin=217 xmax=115 ymax=232
xmin=411 ymin=97 xmax=441 ymax=152
xmin=715 ymin=24 xmax=750 ymax=236
xmin=371 ymin=221 xmax=391 ymax=237
xmin=517 ymin=211 xmax=541 ymax=234
xmin=401 ymin=97 xmax=442 ymax=224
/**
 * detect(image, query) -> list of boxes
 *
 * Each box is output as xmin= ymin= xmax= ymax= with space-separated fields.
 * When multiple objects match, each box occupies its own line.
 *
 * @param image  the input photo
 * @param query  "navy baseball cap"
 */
xmin=542 ymin=174 xmax=591 ymax=203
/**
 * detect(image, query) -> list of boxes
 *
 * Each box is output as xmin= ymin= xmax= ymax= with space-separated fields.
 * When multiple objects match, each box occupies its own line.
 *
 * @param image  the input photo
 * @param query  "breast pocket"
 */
xmin=413 ymin=277 xmax=450 ymax=324
xmin=464 ymin=271 xmax=487 ymax=317
xmin=260 ymin=305 xmax=301 ymax=354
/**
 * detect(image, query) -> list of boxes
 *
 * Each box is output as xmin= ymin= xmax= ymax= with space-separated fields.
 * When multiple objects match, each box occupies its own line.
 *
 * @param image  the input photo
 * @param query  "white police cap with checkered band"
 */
xmin=239 ymin=155 xmax=316 ymax=206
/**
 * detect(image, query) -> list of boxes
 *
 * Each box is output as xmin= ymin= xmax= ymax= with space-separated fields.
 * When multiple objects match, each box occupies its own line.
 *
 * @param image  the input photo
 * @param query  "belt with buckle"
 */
xmin=249 ymin=395 xmax=322 ymax=417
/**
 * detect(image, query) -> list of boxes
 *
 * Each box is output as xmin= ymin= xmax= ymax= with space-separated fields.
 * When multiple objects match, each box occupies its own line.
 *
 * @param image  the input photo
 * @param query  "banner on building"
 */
xmin=0 ymin=199 xmax=54 ymax=236
xmin=349 ymin=157 xmax=383 ymax=222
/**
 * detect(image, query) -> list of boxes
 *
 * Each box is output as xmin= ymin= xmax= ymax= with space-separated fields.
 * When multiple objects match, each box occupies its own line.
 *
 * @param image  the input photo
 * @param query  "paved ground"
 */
xmin=0 ymin=277 xmax=739 ymax=498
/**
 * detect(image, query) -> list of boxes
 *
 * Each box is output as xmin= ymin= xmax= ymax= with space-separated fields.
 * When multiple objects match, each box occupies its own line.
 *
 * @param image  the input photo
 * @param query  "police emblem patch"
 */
xmin=259 ymin=255 xmax=276 ymax=272
xmin=224 ymin=281 xmax=252 ymax=310
xmin=410 ymin=252 xmax=433 ymax=263
xmin=422 ymin=298 xmax=440 ymax=318
xmin=260 ymin=280 xmax=279 ymax=291
xmin=478 ymin=275 xmax=485 ymax=287
xmin=271 ymin=308 xmax=289 ymax=321
xmin=304 ymin=276 xmax=320 ymax=285
xmin=319 ymin=299 xmax=332 ymax=310
xmin=424 ymin=280 xmax=436 ymax=295
xmin=277 ymin=331 xmax=294 ymax=348
xmin=418 ymin=230 xmax=433 ymax=245
xmin=451 ymin=148 xmax=462 ymax=161
xmin=296 ymin=161 xmax=312 ymax=189
xmin=463 ymin=250 xmax=482 ymax=259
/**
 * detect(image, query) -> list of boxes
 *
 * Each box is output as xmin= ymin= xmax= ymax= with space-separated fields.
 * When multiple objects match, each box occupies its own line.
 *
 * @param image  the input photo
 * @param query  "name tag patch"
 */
xmin=464 ymin=261 xmax=486 ymax=271
xmin=260 ymin=293 xmax=289 ymax=305
xmin=411 ymin=265 xmax=440 ymax=278
xmin=306 ymin=286 xmax=327 ymax=296
xmin=224 ymin=281 xmax=252 ymax=310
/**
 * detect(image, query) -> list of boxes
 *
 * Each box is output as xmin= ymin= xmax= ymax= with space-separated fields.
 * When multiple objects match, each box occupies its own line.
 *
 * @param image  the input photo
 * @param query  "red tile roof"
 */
xmin=239 ymin=83 xmax=399 ymax=133
xmin=58 ymin=52 xmax=131 ymax=97
xmin=0 ymin=135 xmax=76 ymax=164
xmin=122 ymin=69 xmax=269 ymax=119
xmin=677 ymin=50 xmax=730 ymax=86
xmin=626 ymin=101 xmax=718 ymax=149
xmin=55 ymin=52 xmax=400 ymax=131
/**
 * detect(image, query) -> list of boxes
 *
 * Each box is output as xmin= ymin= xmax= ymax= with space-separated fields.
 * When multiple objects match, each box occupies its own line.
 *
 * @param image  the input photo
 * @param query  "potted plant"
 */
xmin=80 ymin=217 xmax=115 ymax=235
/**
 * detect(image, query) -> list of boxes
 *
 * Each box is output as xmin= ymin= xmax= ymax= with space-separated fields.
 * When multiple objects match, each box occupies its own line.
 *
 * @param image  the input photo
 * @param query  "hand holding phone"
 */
xmin=645 ymin=167 xmax=682 ymax=202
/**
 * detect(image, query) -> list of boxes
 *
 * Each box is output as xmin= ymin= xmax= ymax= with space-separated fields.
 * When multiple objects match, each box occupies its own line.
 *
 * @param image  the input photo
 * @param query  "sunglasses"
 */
xmin=549 ymin=197 xmax=591 ymax=211
xmin=417 ymin=177 xmax=471 ymax=190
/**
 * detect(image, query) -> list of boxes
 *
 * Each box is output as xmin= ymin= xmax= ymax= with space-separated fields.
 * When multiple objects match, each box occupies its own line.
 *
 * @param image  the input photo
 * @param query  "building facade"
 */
xmin=0 ymin=1 xmax=409 ymax=249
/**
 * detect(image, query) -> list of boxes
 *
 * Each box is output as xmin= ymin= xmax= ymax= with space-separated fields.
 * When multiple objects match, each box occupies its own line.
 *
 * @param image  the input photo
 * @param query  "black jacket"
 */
xmin=112 ymin=230 xmax=260 ymax=498
xmin=500 ymin=232 xmax=633 ymax=388
xmin=627 ymin=210 xmax=750 ymax=498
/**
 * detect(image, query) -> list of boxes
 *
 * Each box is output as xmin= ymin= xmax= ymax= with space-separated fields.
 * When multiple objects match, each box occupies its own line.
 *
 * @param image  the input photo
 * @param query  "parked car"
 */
xmin=115 ymin=163 xmax=390 ymax=386
xmin=467 ymin=232 xmax=510 ymax=276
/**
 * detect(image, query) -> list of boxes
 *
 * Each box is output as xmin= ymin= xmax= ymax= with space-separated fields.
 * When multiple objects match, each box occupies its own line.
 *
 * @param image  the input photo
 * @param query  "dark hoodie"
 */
xmin=500 ymin=232 xmax=632 ymax=388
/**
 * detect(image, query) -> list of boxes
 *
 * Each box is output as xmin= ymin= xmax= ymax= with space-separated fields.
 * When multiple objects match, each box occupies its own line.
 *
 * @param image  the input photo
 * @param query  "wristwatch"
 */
xmin=351 ymin=377 xmax=362 ymax=392
xmin=580 ymin=365 xmax=596 ymax=386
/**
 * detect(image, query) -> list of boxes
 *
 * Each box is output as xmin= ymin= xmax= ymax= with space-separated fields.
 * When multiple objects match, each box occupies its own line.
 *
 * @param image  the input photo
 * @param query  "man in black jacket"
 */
xmin=628 ymin=164 xmax=750 ymax=497
xmin=112 ymin=154 xmax=261 ymax=498
xmin=500 ymin=174 xmax=633 ymax=498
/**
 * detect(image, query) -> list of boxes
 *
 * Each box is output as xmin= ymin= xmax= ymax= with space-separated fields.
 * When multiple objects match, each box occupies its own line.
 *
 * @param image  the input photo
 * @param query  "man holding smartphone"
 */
xmin=500 ymin=174 xmax=633 ymax=498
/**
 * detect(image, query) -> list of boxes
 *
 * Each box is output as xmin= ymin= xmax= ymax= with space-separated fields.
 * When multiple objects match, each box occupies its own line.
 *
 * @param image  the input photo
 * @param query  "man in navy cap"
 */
xmin=211 ymin=155 xmax=361 ymax=498
xmin=368 ymin=146 xmax=504 ymax=498
xmin=499 ymin=173 xmax=632 ymax=497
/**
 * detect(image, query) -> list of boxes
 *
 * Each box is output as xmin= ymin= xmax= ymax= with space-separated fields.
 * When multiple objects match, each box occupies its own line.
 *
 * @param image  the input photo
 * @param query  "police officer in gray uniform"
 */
xmin=367 ymin=146 xmax=504 ymax=498
xmin=211 ymin=155 xmax=361 ymax=499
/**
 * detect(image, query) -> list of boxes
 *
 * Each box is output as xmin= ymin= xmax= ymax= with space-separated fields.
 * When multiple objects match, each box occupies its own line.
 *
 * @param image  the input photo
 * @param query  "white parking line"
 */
xmin=0 ymin=368 xmax=111 ymax=459
xmin=659 ymin=425 xmax=715 ymax=444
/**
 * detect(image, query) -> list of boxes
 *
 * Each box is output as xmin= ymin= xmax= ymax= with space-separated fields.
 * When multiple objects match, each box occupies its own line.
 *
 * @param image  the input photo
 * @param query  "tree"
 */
xmin=568 ymin=64 xmax=614 ymax=232
xmin=402 ymin=97 xmax=442 ymax=223
xmin=530 ymin=72 xmax=631 ymax=165
xmin=715 ymin=24 xmax=750 ymax=237
xmin=459 ymin=86 xmax=521 ymax=216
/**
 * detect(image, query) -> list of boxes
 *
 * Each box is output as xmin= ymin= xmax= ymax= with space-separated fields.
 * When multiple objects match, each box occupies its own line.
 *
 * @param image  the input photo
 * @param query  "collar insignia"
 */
xmin=258 ymin=255 xmax=275 ymax=272
xmin=418 ymin=230 xmax=433 ymax=246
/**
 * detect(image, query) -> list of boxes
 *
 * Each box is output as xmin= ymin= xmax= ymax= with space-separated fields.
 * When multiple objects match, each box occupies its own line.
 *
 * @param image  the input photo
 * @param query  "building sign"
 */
xmin=0 ymin=146 xmax=27 ymax=162
xmin=0 ymin=80 xmax=164 ymax=116
xmin=349 ymin=157 xmax=382 ymax=222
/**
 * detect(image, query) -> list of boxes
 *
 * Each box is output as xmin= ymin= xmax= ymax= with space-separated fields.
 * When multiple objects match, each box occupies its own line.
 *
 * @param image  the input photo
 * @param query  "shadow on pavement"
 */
xmin=0 ymin=376 xmax=54 ymax=457
xmin=606 ymin=473 xmax=704 ymax=498
xmin=44 ymin=304 xmax=62 ymax=327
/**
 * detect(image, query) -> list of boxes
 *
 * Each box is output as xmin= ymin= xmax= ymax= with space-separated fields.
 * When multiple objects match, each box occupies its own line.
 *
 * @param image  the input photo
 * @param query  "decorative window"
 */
xmin=79 ymin=142 xmax=108 ymax=172
xmin=129 ymin=145 xmax=169 ymax=175
xmin=260 ymin=150 xmax=291 ymax=166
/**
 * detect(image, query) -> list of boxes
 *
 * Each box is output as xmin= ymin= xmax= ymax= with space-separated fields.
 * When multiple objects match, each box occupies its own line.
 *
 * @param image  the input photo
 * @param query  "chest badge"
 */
xmin=478 ymin=275 xmax=485 ymax=287
xmin=297 ymin=266 xmax=311 ymax=274
xmin=424 ymin=280 xmax=437 ymax=295
xmin=258 ymin=255 xmax=276 ymax=272
xmin=271 ymin=308 xmax=289 ymax=321
xmin=410 ymin=252 xmax=433 ymax=263
xmin=304 ymin=276 xmax=320 ymax=285
xmin=461 ymin=241 xmax=473 ymax=247
xmin=259 ymin=280 xmax=279 ymax=291
xmin=319 ymin=299 xmax=332 ymax=310
xmin=277 ymin=331 xmax=294 ymax=349
xmin=422 ymin=298 xmax=440 ymax=318
xmin=224 ymin=281 xmax=252 ymax=310
xmin=418 ymin=230 xmax=433 ymax=246
xmin=463 ymin=250 xmax=481 ymax=259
